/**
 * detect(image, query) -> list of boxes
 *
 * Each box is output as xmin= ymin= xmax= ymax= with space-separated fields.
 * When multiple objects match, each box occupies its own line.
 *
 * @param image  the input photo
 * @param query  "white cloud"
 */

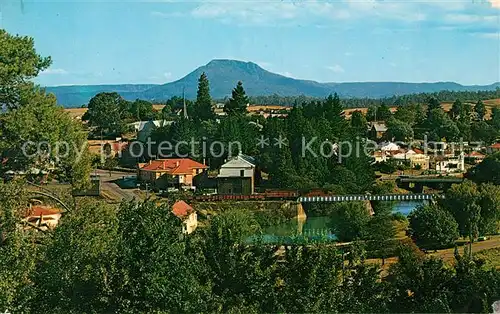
xmin=489 ymin=0 xmax=500 ymax=9
xmin=164 ymin=72 xmax=172 ymax=79
xmin=327 ymin=65 xmax=345 ymax=73
xmin=40 ymin=68 xmax=68 ymax=75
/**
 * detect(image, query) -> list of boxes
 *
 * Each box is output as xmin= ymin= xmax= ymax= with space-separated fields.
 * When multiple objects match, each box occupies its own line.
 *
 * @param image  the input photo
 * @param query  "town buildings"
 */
xmin=137 ymin=158 xmax=208 ymax=190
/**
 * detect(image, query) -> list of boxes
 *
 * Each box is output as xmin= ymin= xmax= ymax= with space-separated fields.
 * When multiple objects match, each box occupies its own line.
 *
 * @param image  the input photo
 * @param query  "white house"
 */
xmin=129 ymin=120 xmax=173 ymax=142
xmin=172 ymin=200 xmax=198 ymax=234
xmin=434 ymin=153 xmax=465 ymax=173
xmin=217 ymin=153 xmax=256 ymax=195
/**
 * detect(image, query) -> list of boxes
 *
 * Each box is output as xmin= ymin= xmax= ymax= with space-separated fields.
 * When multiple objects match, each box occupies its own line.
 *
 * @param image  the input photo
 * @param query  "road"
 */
xmin=94 ymin=169 xmax=141 ymax=203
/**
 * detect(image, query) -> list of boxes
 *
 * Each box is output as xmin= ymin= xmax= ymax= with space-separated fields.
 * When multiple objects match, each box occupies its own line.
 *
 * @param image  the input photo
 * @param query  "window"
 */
xmin=240 ymin=170 xmax=245 ymax=177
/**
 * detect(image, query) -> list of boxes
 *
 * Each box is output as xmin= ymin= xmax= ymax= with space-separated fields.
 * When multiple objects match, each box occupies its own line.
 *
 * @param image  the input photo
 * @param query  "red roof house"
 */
xmin=172 ymin=200 xmax=197 ymax=234
xmin=137 ymin=158 xmax=207 ymax=190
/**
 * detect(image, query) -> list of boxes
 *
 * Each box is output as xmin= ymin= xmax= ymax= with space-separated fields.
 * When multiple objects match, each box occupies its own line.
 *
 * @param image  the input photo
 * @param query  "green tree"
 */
xmin=386 ymin=118 xmax=414 ymax=141
xmin=225 ymin=81 xmax=249 ymax=116
xmin=32 ymin=200 xmax=119 ymax=313
xmin=130 ymin=99 xmax=155 ymax=121
xmin=377 ymin=103 xmax=392 ymax=122
xmin=387 ymin=242 xmax=454 ymax=313
xmin=330 ymin=202 xmax=371 ymax=242
xmin=0 ymin=88 xmax=91 ymax=190
xmin=350 ymin=110 xmax=367 ymax=136
xmin=477 ymin=183 xmax=500 ymax=235
xmin=193 ymin=72 xmax=215 ymax=121
xmin=471 ymin=121 xmax=498 ymax=144
xmin=491 ymin=107 xmax=500 ymax=130
xmin=115 ymin=200 xmax=211 ymax=313
xmin=0 ymin=29 xmax=51 ymax=109
xmin=443 ymin=181 xmax=481 ymax=246
xmin=451 ymin=99 xmax=463 ymax=120
xmin=393 ymin=105 xmax=417 ymax=125
xmin=426 ymin=97 xmax=441 ymax=116
xmin=467 ymin=152 xmax=500 ymax=185
xmin=475 ymin=100 xmax=486 ymax=121
xmin=408 ymin=204 xmax=459 ymax=250
xmin=84 ymin=92 xmax=130 ymax=135
xmin=0 ymin=180 xmax=36 ymax=312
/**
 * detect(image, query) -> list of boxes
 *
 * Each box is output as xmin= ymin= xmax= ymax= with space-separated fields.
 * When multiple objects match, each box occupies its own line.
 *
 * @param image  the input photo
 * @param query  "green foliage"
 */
xmin=225 ymin=81 xmax=249 ymax=116
xmin=330 ymin=202 xmax=371 ymax=242
xmin=475 ymin=100 xmax=486 ymax=120
xmin=0 ymin=29 xmax=52 ymax=109
xmin=193 ymin=72 xmax=215 ymax=121
xmin=0 ymin=180 xmax=36 ymax=312
xmin=467 ymin=152 xmax=500 ymax=185
xmin=84 ymin=92 xmax=130 ymax=135
xmin=0 ymin=87 xmax=92 ymax=189
xmin=408 ymin=204 xmax=459 ymax=250
xmin=386 ymin=118 xmax=414 ymax=141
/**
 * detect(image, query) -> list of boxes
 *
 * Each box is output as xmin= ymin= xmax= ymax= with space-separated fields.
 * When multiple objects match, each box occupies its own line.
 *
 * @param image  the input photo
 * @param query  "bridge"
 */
xmin=396 ymin=175 xmax=463 ymax=192
xmin=298 ymin=193 xmax=444 ymax=203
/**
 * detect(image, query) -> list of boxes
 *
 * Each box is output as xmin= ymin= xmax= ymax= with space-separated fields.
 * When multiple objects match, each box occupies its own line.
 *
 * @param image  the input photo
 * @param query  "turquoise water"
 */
xmin=248 ymin=201 xmax=426 ymax=244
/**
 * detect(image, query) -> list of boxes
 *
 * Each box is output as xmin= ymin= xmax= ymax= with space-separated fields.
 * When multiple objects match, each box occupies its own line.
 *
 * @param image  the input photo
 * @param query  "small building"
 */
xmin=23 ymin=205 xmax=62 ymax=231
xmin=487 ymin=143 xmax=500 ymax=154
xmin=129 ymin=120 xmax=173 ymax=142
xmin=369 ymin=122 xmax=388 ymax=139
xmin=137 ymin=158 xmax=208 ymax=190
xmin=465 ymin=151 xmax=486 ymax=164
xmin=217 ymin=153 xmax=256 ymax=195
xmin=433 ymin=153 xmax=465 ymax=173
xmin=172 ymin=200 xmax=197 ymax=234
xmin=380 ymin=142 xmax=400 ymax=152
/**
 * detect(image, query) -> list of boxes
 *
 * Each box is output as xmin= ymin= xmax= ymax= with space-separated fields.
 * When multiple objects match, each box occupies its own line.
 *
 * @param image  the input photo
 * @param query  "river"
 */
xmin=247 ymin=200 xmax=427 ymax=244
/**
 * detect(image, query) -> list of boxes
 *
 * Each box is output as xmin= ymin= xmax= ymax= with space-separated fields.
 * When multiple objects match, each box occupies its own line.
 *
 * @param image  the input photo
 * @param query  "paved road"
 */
xmin=94 ymin=169 xmax=140 ymax=202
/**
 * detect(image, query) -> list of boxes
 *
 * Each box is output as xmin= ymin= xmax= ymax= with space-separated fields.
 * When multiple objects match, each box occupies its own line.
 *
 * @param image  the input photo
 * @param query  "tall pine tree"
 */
xmin=193 ymin=72 xmax=214 ymax=121
xmin=225 ymin=81 xmax=249 ymax=116
xmin=475 ymin=100 xmax=486 ymax=121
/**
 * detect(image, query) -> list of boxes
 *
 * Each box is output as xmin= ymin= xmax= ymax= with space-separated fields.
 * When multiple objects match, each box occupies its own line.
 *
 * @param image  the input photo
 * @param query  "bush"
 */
xmin=408 ymin=204 xmax=459 ymax=250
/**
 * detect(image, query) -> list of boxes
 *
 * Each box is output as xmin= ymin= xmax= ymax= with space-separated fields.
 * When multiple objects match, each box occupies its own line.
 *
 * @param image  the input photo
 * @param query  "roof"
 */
xmin=413 ymin=148 xmax=424 ymax=154
xmin=25 ymin=206 xmax=62 ymax=218
xmin=139 ymin=158 xmax=207 ymax=174
xmin=129 ymin=120 xmax=173 ymax=132
xmin=220 ymin=153 xmax=256 ymax=168
xmin=466 ymin=151 xmax=485 ymax=158
xmin=172 ymin=200 xmax=194 ymax=218
xmin=371 ymin=122 xmax=388 ymax=132
xmin=489 ymin=143 xmax=500 ymax=149
xmin=380 ymin=142 xmax=400 ymax=151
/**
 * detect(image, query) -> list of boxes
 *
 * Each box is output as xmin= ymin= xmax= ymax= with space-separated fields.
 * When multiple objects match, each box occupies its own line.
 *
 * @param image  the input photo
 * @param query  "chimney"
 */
xmin=163 ymin=160 xmax=167 ymax=170
xmin=176 ymin=161 xmax=180 ymax=167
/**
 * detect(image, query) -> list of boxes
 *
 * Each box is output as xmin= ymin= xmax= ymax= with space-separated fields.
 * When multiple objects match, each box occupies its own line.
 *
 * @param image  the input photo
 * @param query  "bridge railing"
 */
xmin=298 ymin=193 xmax=445 ymax=203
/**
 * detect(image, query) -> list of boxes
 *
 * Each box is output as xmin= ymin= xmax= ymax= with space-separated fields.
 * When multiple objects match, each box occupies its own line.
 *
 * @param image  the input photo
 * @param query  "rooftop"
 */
xmin=139 ymin=158 xmax=207 ymax=174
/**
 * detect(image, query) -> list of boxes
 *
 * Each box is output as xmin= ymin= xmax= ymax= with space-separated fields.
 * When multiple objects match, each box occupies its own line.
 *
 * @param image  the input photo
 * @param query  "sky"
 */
xmin=2 ymin=0 xmax=500 ymax=86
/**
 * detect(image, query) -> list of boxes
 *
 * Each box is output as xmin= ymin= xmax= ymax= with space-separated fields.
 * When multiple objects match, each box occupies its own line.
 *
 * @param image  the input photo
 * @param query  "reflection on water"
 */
xmin=247 ymin=201 xmax=427 ymax=244
xmin=393 ymin=201 xmax=428 ymax=216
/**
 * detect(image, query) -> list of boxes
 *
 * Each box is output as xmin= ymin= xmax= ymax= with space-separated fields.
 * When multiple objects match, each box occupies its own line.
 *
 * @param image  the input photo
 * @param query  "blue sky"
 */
xmin=2 ymin=0 xmax=500 ymax=86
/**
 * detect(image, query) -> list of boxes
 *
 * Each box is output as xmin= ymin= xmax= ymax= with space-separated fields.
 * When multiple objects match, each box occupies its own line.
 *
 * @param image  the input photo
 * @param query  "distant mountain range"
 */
xmin=45 ymin=59 xmax=500 ymax=108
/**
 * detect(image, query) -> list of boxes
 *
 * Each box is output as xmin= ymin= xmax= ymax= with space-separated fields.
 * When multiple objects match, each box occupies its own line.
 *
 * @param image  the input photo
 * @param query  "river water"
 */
xmin=248 ymin=201 xmax=427 ymax=244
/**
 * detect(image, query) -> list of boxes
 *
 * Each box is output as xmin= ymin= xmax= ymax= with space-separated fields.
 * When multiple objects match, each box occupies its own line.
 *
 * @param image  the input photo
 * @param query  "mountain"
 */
xmin=45 ymin=59 xmax=500 ymax=107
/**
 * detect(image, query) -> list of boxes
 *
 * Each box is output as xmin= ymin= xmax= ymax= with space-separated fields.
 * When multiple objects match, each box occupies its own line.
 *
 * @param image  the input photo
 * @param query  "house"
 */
xmin=218 ymin=153 xmax=256 ymax=195
xmin=172 ymin=200 xmax=197 ymax=234
xmin=23 ymin=205 xmax=62 ymax=231
xmin=129 ymin=120 xmax=173 ymax=142
xmin=137 ymin=158 xmax=208 ymax=190
xmin=487 ymin=143 xmax=500 ymax=154
xmin=380 ymin=142 xmax=400 ymax=152
xmin=369 ymin=122 xmax=388 ymax=139
xmin=213 ymin=103 xmax=227 ymax=116
xmin=433 ymin=153 xmax=465 ymax=173
xmin=465 ymin=151 xmax=486 ymax=164
xmin=408 ymin=153 xmax=430 ymax=170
